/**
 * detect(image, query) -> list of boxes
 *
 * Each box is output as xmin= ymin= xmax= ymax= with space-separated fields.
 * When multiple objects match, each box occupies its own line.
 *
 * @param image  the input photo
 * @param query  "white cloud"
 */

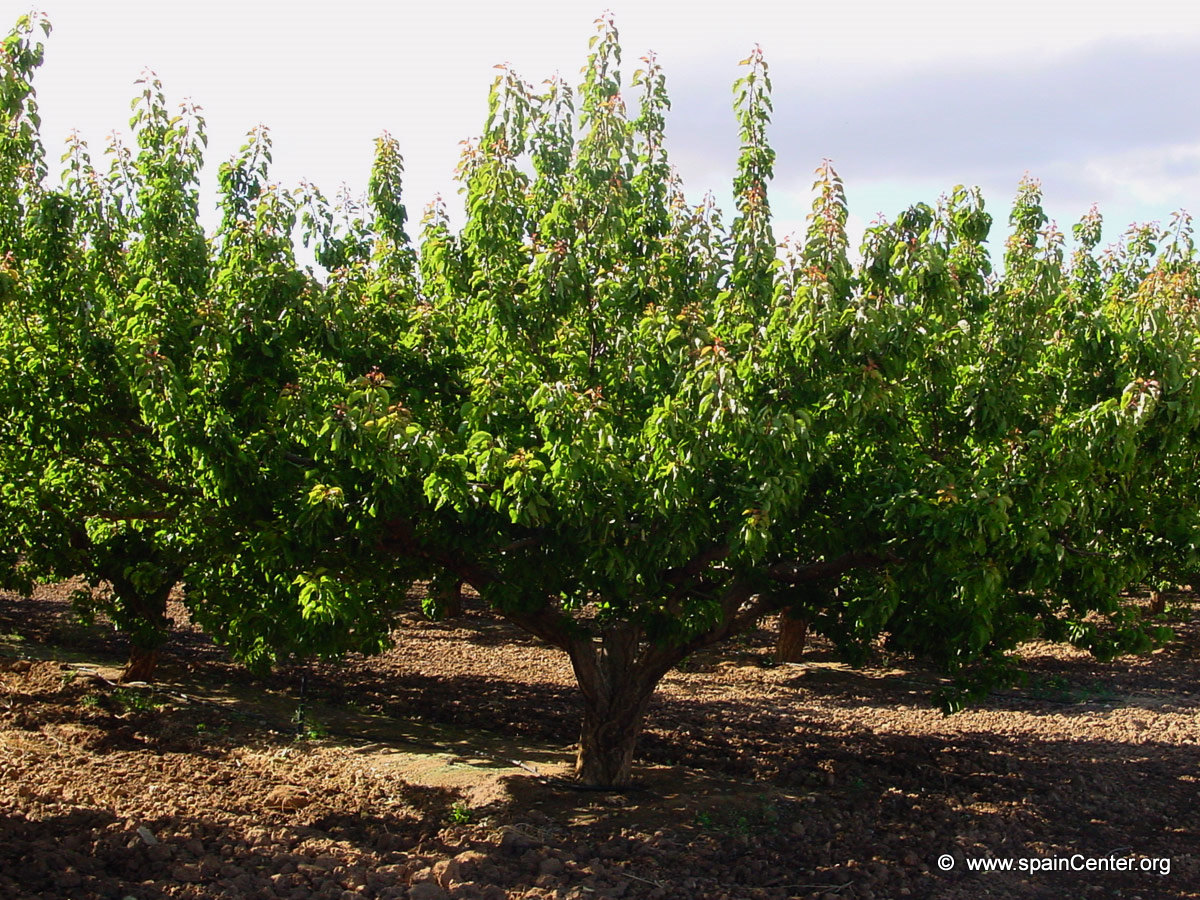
xmin=1075 ymin=143 xmax=1200 ymax=212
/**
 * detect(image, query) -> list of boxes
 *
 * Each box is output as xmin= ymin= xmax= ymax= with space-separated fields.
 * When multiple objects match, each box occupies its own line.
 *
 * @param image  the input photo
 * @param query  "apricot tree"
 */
xmin=288 ymin=17 xmax=1198 ymax=785
xmin=0 ymin=14 xmax=440 ymax=677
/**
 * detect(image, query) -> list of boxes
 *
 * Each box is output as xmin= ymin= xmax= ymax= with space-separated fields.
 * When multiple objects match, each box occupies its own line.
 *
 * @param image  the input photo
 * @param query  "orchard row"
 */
xmin=2 ymin=14 xmax=1197 ymax=786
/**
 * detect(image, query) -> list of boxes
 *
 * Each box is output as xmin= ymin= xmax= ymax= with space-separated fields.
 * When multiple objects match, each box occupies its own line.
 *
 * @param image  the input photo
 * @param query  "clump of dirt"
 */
xmin=2 ymin=584 xmax=1198 ymax=899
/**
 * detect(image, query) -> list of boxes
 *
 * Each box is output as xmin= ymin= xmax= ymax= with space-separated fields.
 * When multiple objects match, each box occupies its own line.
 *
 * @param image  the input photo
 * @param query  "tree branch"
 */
xmin=283 ymin=451 xmax=319 ymax=469
xmin=499 ymin=535 xmax=542 ymax=554
xmin=661 ymin=543 xmax=730 ymax=611
xmin=650 ymin=548 xmax=902 ymax=673
xmin=766 ymin=549 xmax=898 ymax=585
xmin=378 ymin=517 xmax=574 ymax=649
xmin=661 ymin=543 xmax=730 ymax=585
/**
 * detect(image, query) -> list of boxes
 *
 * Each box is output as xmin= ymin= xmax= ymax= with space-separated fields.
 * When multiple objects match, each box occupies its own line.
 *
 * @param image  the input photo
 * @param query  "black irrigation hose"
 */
xmin=292 ymin=667 xmax=309 ymax=737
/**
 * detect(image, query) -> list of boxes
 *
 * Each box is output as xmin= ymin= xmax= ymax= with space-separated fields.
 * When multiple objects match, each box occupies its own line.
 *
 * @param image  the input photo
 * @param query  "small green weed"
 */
xmin=755 ymin=796 xmax=782 ymax=831
xmin=1027 ymin=674 xmax=1070 ymax=699
xmin=112 ymin=687 xmax=164 ymax=712
xmin=79 ymin=692 xmax=101 ymax=708
xmin=447 ymin=801 xmax=472 ymax=825
xmin=692 ymin=797 xmax=782 ymax=836
xmin=292 ymin=713 xmax=328 ymax=741
xmin=1026 ymin=674 xmax=1116 ymax=704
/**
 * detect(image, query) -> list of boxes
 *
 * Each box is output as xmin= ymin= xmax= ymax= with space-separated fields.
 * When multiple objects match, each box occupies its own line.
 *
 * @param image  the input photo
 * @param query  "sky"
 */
xmin=19 ymin=0 xmax=1200 ymax=264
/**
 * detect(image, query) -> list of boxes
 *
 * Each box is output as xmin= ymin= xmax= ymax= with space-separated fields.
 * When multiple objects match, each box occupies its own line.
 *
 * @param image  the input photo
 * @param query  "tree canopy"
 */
xmin=2 ymin=12 xmax=1197 ymax=786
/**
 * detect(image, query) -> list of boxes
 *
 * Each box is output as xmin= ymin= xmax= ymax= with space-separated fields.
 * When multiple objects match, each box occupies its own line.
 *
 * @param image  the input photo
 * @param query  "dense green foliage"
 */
xmin=2 ymin=12 xmax=1197 ymax=784
xmin=0 ymin=14 xmax=447 ymax=675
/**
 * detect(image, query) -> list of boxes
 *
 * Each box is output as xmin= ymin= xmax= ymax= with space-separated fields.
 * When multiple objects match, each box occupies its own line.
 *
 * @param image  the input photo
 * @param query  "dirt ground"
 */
xmin=1 ymin=583 xmax=1197 ymax=900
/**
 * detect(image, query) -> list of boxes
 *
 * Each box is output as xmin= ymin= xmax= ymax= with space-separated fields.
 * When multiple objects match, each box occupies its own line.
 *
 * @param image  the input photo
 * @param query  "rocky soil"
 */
xmin=1 ymin=583 xmax=1197 ymax=900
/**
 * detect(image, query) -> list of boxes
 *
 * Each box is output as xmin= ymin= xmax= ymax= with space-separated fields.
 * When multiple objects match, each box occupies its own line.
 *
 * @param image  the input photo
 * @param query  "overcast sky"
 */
xmin=23 ymin=0 xmax=1200 ymax=262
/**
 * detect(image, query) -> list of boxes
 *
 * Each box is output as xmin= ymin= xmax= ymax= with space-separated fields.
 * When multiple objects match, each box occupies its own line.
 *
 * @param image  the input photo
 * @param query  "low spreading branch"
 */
xmin=378 ymin=517 xmax=573 ymax=648
xmin=766 ymin=550 xmax=899 ymax=585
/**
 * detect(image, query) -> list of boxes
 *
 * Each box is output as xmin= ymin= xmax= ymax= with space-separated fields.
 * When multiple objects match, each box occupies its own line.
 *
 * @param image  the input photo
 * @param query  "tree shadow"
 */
xmin=2 ymin=729 xmax=1193 ymax=900
xmin=5 ymin=588 xmax=1199 ymax=898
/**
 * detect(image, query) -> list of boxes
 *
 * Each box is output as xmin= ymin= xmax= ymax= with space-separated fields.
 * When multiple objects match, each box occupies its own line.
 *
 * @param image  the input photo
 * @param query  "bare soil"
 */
xmin=2 ymin=582 xmax=1198 ymax=900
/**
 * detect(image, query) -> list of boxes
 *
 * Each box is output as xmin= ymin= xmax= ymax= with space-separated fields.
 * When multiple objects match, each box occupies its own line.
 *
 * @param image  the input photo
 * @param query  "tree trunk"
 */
xmin=776 ymin=609 xmax=810 ymax=663
xmin=567 ymin=624 xmax=678 ymax=789
xmin=121 ymin=645 xmax=161 ymax=683
xmin=112 ymin=580 xmax=174 ymax=684
xmin=575 ymin=690 xmax=654 ymax=788
xmin=440 ymin=579 xmax=464 ymax=618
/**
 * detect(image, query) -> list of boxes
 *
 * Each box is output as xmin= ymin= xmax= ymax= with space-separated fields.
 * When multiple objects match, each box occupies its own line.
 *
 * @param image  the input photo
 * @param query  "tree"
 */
xmin=0 ymin=16 xmax=203 ymax=680
xmin=179 ymin=128 xmax=461 ymax=670
xmin=0 ymin=14 xmax=435 ymax=678
xmin=276 ymin=16 xmax=1197 ymax=786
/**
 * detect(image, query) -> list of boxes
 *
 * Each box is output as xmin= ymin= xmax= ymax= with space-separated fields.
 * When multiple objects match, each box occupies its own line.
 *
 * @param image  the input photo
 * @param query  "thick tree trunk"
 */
xmin=121 ymin=645 xmax=161 ymax=683
xmin=440 ymin=579 xmax=465 ymax=618
xmin=567 ymin=624 xmax=678 ymax=789
xmin=112 ymin=580 xmax=174 ymax=684
xmin=776 ymin=609 xmax=810 ymax=663
xmin=774 ymin=583 xmax=832 ymax=663
xmin=575 ymin=688 xmax=655 ymax=789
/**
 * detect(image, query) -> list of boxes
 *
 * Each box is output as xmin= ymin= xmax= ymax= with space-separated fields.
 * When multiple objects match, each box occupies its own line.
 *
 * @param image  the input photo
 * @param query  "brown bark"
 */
xmin=439 ymin=580 xmax=464 ymax=618
xmin=575 ymin=688 xmax=655 ymax=788
xmin=567 ymin=623 xmax=682 ymax=788
xmin=120 ymin=646 xmax=160 ymax=683
xmin=776 ymin=609 xmax=810 ymax=663
xmin=109 ymin=575 xmax=174 ymax=684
